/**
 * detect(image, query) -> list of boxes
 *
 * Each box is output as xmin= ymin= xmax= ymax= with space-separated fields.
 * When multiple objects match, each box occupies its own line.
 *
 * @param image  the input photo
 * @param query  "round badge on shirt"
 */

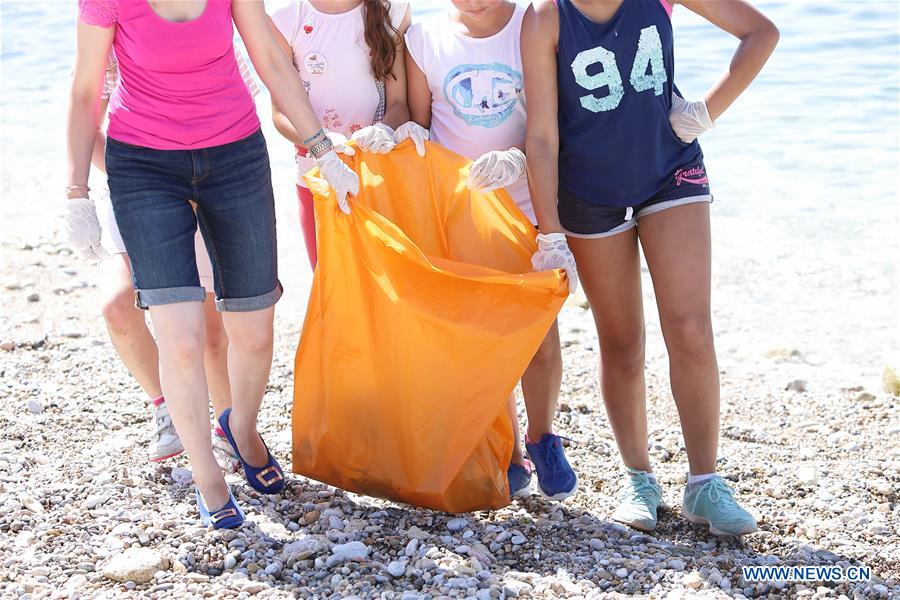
xmin=304 ymin=52 xmax=328 ymax=76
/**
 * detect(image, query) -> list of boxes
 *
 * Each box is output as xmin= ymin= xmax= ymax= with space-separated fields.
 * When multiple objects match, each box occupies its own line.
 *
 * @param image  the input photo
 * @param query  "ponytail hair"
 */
xmin=363 ymin=0 xmax=401 ymax=82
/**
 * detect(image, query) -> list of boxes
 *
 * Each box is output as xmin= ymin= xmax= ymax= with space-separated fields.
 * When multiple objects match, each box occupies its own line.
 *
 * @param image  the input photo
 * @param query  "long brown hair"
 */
xmin=363 ymin=0 xmax=401 ymax=81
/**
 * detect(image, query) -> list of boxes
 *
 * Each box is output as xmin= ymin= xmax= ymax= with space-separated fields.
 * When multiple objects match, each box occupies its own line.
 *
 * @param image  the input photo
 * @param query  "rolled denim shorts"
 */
xmin=105 ymin=129 xmax=282 ymax=311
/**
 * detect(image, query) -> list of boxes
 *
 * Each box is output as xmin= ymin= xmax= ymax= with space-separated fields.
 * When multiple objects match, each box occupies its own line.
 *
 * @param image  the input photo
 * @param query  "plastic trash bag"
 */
xmin=292 ymin=140 xmax=569 ymax=512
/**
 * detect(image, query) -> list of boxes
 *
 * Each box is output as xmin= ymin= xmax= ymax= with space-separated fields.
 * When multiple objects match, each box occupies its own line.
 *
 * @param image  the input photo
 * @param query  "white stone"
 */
xmin=447 ymin=518 xmax=467 ymax=532
xmin=614 ymin=568 xmax=628 ymax=579
xmin=797 ymin=466 xmax=819 ymax=485
xmin=668 ymin=559 xmax=685 ymax=572
xmin=511 ymin=534 xmax=526 ymax=545
xmin=387 ymin=561 xmax=406 ymax=577
xmin=26 ymin=399 xmax=43 ymax=414
xmin=326 ymin=541 xmax=369 ymax=567
xmin=683 ymin=572 xmax=703 ymax=589
xmin=404 ymin=538 xmax=419 ymax=557
xmin=83 ymin=494 xmax=109 ymax=509
xmin=102 ymin=548 xmax=165 ymax=583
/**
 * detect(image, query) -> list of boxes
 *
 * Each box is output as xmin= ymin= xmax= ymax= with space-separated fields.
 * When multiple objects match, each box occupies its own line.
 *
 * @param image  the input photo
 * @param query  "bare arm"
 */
xmin=267 ymin=18 xmax=304 ymax=146
xmin=381 ymin=6 xmax=413 ymax=129
xmin=405 ymin=41 xmax=432 ymax=130
xmin=67 ymin=19 xmax=114 ymax=198
xmin=233 ymin=1 xmax=323 ymax=144
xmin=91 ymin=99 xmax=109 ymax=174
xmin=674 ymin=0 xmax=778 ymax=120
xmin=522 ymin=1 xmax=562 ymax=234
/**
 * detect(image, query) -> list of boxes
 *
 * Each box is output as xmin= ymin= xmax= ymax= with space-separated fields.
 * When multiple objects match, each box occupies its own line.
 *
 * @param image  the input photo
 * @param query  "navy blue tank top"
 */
xmin=556 ymin=0 xmax=702 ymax=207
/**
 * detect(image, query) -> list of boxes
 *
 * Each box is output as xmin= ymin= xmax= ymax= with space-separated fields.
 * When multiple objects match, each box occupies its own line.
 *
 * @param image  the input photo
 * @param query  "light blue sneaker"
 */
xmin=683 ymin=475 xmax=757 ymax=536
xmin=507 ymin=460 xmax=533 ymax=498
xmin=525 ymin=434 xmax=578 ymax=500
xmin=611 ymin=468 xmax=663 ymax=531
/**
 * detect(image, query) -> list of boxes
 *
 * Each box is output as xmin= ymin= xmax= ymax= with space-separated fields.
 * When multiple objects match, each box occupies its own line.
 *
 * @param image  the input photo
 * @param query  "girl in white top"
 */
xmin=268 ymin=0 xmax=414 ymax=268
xmin=90 ymin=49 xmax=258 ymax=471
xmin=405 ymin=0 xmax=577 ymax=501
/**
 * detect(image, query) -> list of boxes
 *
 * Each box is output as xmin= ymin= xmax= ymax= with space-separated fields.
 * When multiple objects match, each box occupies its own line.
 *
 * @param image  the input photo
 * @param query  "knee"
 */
xmin=204 ymin=319 xmax=229 ymax=355
xmin=664 ymin=312 xmax=714 ymax=361
xmin=530 ymin=334 xmax=561 ymax=371
xmin=164 ymin=333 xmax=205 ymax=369
xmin=601 ymin=330 xmax=646 ymax=377
xmin=228 ymin=322 xmax=273 ymax=354
xmin=102 ymin=288 xmax=140 ymax=332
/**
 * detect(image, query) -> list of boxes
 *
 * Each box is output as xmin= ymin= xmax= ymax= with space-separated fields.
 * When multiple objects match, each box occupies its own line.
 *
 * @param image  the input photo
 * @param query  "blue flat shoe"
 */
xmin=217 ymin=408 xmax=286 ymax=494
xmin=196 ymin=487 xmax=244 ymax=530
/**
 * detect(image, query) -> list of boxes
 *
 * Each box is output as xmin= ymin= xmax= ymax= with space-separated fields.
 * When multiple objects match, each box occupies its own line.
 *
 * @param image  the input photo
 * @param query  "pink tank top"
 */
xmin=78 ymin=0 xmax=260 ymax=150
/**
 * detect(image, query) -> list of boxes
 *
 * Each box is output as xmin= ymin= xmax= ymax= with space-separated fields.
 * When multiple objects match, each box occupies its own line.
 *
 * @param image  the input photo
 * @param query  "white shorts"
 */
xmin=97 ymin=188 xmax=216 ymax=292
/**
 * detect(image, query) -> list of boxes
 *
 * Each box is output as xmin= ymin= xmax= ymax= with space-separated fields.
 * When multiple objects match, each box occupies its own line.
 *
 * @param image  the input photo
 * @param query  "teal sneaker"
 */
xmin=683 ymin=475 xmax=757 ymax=536
xmin=611 ymin=468 xmax=663 ymax=531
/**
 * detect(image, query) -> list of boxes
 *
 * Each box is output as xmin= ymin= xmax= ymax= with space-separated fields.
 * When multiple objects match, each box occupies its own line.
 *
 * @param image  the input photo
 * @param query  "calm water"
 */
xmin=1 ymin=0 xmax=898 ymax=388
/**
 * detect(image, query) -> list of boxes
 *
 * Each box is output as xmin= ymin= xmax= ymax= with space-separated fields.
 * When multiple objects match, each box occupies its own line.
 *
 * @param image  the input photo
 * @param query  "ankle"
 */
xmin=526 ymin=428 xmax=553 ymax=443
xmin=686 ymin=472 xmax=717 ymax=491
xmin=151 ymin=394 xmax=165 ymax=407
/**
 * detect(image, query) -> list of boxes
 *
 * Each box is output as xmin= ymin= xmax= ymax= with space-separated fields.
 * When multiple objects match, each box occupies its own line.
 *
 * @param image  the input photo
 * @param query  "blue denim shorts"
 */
xmin=106 ymin=129 xmax=282 ymax=311
xmin=559 ymin=160 xmax=713 ymax=238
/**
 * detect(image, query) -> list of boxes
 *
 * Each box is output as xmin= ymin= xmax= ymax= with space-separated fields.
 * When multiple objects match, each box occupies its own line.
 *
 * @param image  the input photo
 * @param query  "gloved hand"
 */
xmin=393 ymin=121 xmax=429 ymax=157
xmin=326 ymin=131 xmax=355 ymax=156
xmin=668 ymin=93 xmax=714 ymax=143
xmin=466 ymin=148 xmax=527 ymax=193
xmin=350 ymin=123 xmax=396 ymax=154
xmin=532 ymin=232 xmax=578 ymax=295
xmin=65 ymin=196 xmax=109 ymax=261
xmin=315 ymin=150 xmax=359 ymax=214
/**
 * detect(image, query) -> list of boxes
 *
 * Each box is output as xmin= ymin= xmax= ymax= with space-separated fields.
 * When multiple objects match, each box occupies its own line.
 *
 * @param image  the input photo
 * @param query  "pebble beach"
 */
xmin=1 ymin=0 xmax=899 ymax=598
xmin=1 ymin=231 xmax=898 ymax=599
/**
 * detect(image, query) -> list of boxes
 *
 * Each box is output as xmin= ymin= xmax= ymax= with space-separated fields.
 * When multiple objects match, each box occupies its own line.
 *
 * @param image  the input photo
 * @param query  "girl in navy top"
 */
xmin=523 ymin=0 xmax=778 ymax=535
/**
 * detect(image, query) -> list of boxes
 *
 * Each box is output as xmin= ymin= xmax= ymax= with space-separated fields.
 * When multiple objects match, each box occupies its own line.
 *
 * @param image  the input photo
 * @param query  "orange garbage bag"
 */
xmin=292 ymin=140 xmax=569 ymax=513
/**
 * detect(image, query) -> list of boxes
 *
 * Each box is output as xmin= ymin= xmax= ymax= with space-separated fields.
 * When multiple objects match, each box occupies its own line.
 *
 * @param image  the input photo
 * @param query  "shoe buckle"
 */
xmin=210 ymin=507 xmax=238 ymax=523
xmin=255 ymin=466 xmax=283 ymax=487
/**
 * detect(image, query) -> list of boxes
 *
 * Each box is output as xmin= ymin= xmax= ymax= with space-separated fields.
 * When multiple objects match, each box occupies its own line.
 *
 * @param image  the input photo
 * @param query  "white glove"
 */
xmin=325 ymin=131 xmax=355 ymax=156
xmin=315 ymin=150 xmax=359 ymax=215
xmin=668 ymin=93 xmax=714 ymax=143
xmin=65 ymin=197 xmax=109 ymax=261
xmin=393 ymin=121 xmax=429 ymax=157
xmin=532 ymin=232 xmax=578 ymax=295
xmin=466 ymin=148 xmax=527 ymax=193
xmin=350 ymin=123 xmax=396 ymax=154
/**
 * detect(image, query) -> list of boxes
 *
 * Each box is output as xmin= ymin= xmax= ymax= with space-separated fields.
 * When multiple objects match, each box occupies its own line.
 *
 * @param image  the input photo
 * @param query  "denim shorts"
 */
xmin=559 ymin=160 xmax=713 ymax=238
xmin=106 ymin=129 xmax=282 ymax=311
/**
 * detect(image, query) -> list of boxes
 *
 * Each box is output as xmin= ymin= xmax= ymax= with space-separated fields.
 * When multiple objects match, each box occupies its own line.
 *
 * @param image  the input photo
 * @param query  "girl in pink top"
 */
xmin=67 ymin=0 xmax=359 ymax=528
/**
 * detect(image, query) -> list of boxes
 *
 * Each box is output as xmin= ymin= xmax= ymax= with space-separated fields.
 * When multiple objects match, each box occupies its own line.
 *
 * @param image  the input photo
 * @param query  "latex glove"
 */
xmin=394 ymin=121 xmax=429 ymax=157
xmin=350 ymin=123 xmax=396 ymax=154
xmin=65 ymin=196 xmax=109 ymax=261
xmin=668 ymin=93 xmax=714 ymax=143
xmin=315 ymin=150 xmax=359 ymax=214
xmin=466 ymin=148 xmax=527 ymax=193
xmin=326 ymin=131 xmax=355 ymax=156
xmin=532 ymin=232 xmax=578 ymax=295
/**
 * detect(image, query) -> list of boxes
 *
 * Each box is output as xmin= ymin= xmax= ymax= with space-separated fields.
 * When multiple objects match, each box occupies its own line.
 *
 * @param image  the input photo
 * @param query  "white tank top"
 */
xmin=270 ymin=0 xmax=409 ymax=185
xmin=404 ymin=5 xmax=534 ymax=223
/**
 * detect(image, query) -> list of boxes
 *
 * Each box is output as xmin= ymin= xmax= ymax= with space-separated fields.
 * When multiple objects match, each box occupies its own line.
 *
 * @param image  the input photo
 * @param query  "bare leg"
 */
xmin=220 ymin=307 xmax=275 ymax=467
xmin=637 ymin=203 xmax=718 ymax=475
xmin=149 ymin=302 xmax=227 ymax=509
xmin=98 ymin=254 xmax=162 ymax=398
xmin=520 ymin=322 xmax=562 ymax=441
xmin=201 ymin=294 xmax=231 ymax=417
xmin=506 ymin=393 xmax=525 ymax=464
xmin=568 ymin=228 xmax=651 ymax=473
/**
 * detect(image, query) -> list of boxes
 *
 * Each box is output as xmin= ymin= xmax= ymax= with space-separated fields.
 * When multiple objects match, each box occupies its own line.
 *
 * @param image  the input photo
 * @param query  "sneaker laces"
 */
xmin=689 ymin=477 xmax=736 ymax=513
xmin=154 ymin=405 xmax=173 ymax=438
xmin=617 ymin=473 xmax=662 ymax=504
xmin=540 ymin=435 xmax=574 ymax=471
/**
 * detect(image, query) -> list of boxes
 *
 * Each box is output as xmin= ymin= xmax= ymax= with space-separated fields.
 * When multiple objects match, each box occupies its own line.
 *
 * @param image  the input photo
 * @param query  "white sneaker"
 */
xmin=149 ymin=402 xmax=184 ymax=462
xmin=212 ymin=429 xmax=241 ymax=474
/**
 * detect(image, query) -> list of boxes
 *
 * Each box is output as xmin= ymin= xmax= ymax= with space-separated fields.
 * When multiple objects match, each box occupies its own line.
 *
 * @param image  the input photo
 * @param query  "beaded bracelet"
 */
xmin=302 ymin=128 xmax=326 ymax=146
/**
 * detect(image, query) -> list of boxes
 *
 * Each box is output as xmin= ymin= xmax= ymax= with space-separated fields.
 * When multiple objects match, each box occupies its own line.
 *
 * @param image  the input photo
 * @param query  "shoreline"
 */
xmin=1 ymin=232 xmax=897 ymax=598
